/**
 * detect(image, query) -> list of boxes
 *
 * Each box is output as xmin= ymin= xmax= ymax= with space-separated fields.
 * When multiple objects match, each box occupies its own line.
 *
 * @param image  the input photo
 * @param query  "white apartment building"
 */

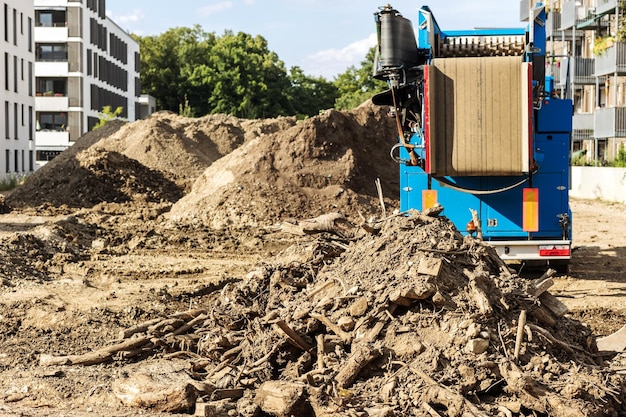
xmin=1 ymin=0 xmax=36 ymax=180
xmin=34 ymin=0 xmax=140 ymax=164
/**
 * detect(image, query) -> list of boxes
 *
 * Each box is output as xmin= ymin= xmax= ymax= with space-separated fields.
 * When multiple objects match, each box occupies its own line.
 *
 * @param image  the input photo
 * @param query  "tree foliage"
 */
xmin=333 ymin=47 xmax=388 ymax=110
xmin=136 ymin=27 xmax=384 ymax=118
xmin=137 ymin=28 xmax=339 ymax=119
xmin=93 ymin=106 xmax=124 ymax=130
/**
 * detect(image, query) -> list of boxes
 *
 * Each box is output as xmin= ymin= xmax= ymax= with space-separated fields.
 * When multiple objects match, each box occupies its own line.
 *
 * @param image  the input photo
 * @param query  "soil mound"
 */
xmin=5 ymin=120 xmax=126 ymax=209
xmin=167 ymin=102 xmax=400 ymax=228
xmin=97 ymin=111 xmax=297 ymax=188
xmin=6 ymin=112 xmax=297 ymax=211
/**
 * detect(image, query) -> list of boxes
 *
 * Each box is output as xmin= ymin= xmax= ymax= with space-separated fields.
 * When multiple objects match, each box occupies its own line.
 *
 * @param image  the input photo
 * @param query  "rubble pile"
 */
xmin=42 ymin=210 xmax=624 ymax=416
xmin=3 ymin=103 xmax=624 ymax=416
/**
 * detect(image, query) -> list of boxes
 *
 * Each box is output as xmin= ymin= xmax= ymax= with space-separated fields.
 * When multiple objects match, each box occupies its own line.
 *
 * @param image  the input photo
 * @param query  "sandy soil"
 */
xmin=0 ymin=107 xmax=623 ymax=416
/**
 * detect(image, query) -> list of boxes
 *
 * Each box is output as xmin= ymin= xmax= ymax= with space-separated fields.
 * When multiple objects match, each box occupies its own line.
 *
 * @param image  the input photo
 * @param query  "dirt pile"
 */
xmin=5 ymin=120 xmax=126 ymax=210
xmin=166 ymin=103 xmax=400 ymax=229
xmin=6 ymin=111 xmax=298 ymax=210
xmin=42 ymin=210 xmax=624 ymax=416
xmin=96 ymin=111 xmax=298 ymax=189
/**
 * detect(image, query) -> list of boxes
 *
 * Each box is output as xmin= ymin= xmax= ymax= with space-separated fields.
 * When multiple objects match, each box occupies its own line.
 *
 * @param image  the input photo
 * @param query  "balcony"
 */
xmin=594 ymin=42 xmax=626 ymax=76
xmin=560 ymin=57 xmax=596 ymax=84
xmin=35 ymin=95 xmax=69 ymax=112
xmin=35 ymin=131 xmax=71 ymax=148
xmin=572 ymin=113 xmax=594 ymax=141
xmin=520 ymin=0 xmax=529 ymax=22
xmin=546 ymin=12 xmax=562 ymax=38
xmin=596 ymin=0 xmax=617 ymax=17
xmin=35 ymin=62 xmax=69 ymax=77
xmin=34 ymin=26 xmax=69 ymax=42
xmin=594 ymin=107 xmax=626 ymax=138
xmin=562 ymin=1 xmax=603 ymax=30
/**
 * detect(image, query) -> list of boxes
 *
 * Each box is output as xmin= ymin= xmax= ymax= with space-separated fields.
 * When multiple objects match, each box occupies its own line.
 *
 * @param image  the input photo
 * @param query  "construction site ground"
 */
xmin=0 ymin=107 xmax=624 ymax=416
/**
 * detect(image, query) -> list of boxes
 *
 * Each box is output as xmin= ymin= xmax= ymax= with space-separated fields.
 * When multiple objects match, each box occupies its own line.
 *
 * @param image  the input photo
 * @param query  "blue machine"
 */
xmin=372 ymin=3 xmax=573 ymax=269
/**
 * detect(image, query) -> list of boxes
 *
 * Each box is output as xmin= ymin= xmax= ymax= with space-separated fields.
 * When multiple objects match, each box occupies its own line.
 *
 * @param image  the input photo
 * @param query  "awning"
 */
xmin=576 ymin=8 xmax=613 ymax=30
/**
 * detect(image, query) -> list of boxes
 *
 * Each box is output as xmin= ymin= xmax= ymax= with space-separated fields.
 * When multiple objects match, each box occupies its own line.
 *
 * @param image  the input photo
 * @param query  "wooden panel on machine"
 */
xmin=426 ymin=56 xmax=530 ymax=176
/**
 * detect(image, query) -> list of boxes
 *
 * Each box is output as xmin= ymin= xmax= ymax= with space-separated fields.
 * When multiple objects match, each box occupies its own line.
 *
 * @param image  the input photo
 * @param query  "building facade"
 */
xmin=1 ymin=0 xmax=36 ymax=180
xmin=522 ymin=0 xmax=626 ymax=163
xmin=34 ymin=0 xmax=140 ymax=164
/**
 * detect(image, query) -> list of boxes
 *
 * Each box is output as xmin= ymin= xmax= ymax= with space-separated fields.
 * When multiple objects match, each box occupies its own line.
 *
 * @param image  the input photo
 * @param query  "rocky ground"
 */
xmin=0 ymin=105 xmax=624 ymax=417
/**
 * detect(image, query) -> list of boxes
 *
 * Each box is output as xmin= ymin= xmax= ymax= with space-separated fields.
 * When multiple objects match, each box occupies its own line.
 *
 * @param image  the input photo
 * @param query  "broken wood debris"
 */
xmin=39 ymin=210 xmax=625 ymax=416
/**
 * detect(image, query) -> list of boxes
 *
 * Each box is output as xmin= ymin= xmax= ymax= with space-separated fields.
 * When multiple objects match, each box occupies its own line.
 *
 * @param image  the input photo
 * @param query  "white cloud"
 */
xmin=106 ymin=8 xmax=145 ymax=24
xmin=304 ymin=33 xmax=377 ymax=79
xmin=197 ymin=2 xmax=235 ymax=17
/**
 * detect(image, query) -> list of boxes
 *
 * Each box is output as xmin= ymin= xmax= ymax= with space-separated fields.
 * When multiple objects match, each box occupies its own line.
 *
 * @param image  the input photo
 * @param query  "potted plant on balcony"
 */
xmin=593 ymin=36 xmax=615 ymax=56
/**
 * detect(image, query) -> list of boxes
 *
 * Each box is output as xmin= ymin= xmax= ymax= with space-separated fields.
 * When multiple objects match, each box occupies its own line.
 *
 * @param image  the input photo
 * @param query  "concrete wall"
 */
xmin=570 ymin=166 xmax=626 ymax=203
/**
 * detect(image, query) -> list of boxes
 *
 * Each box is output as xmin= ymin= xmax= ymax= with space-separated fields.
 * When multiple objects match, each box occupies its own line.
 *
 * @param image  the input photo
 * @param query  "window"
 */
xmin=87 ymin=48 xmax=92 ymax=75
xmin=13 ymin=56 xmax=17 ymax=92
xmin=4 ymin=101 xmax=9 ymax=139
xmin=36 ymin=150 xmax=62 ymax=162
xmin=35 ymin=10 xmax=67 ymax=27
xmin=21 ymin=104 xmax=24 ymax=126
xmin=12 ymin=8 xmax=16 ymax=45
xmin=3 ymin=4 xmax=8 ymax=42
xmin=20 ymin=58 xmax=23 ymax=80
xmin=28 ymin=61 xmax=32 ymax=96
xmin=28 ymin=106 xmax=33 ymax=140
xmin=36 ymin=44 xmax=69 ymax=62
xmin=21 ymin=150 xmax=24 ymax=172
xmin=36 ymin=78 xmax=67 ymax=96
xmin=28 ymin=17 xmax=32 ymax=52
xmin=20 ymin=12 xmax=22 ymax=35
xmin=37 ymin=112 xmax=67 ymax=132
xmin=4 ymin=53 xmax=8 ymax=90
xmin=5 ymin=150 xmax=9 ymax=173
xmin=13 ymin=103 xmax=17 ymax=139
xmin=14 ymin=150 xmax=18 ymax=172
xmin=29 ymin=150 xmax=33 ymax=171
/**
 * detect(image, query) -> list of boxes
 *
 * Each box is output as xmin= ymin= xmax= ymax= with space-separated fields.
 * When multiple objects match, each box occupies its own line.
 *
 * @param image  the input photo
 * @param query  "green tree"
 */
xmin=333 ymin=47 xmax=387 ymax=110
xmin=286 ymin=66 xmax=339 ymax=118
xmin=136 ymin=28 xmax=297 ymax=118
xmin=200 ymin=31 xmax=292 ymax=118
xmin=93 ymin=106 xmax=124 ymax=130
xmin=135 ymin=26 xmax=215 ymax=114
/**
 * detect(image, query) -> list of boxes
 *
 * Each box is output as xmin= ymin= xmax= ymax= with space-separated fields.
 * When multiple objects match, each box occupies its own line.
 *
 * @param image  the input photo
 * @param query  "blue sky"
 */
xmin=105 ymin=0 xmax=524 ymax=79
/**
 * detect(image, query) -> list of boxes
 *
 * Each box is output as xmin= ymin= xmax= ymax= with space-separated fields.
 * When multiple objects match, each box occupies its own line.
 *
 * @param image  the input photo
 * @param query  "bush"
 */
xmin=0 ymin=173 xmax=27 ymax=192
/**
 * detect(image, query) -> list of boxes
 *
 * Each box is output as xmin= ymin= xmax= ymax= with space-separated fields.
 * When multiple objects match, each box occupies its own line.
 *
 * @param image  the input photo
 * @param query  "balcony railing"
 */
xmin=596 ymin=0 xmax=617 ymax=17
xmin=566 ymin=57 xmax=596 ymax=84
xmin=546 ymin=12 xmax=562 ymax=38
xmin=35 ymin=22 xmax=67 ymax=28
xmin=572 ymin=113 xmax=594 ymax=141
xmin=562 ymin=0 xmax=599 ymax=30
xmin=594 ymin=42 xmax=626 ymax=76
xmin=594 ymin=107 xmax=626 ymax=138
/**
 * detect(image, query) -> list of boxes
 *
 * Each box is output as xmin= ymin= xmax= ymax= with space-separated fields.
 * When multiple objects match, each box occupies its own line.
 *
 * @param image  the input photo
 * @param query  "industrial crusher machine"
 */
xmin=372 ymin=3 xmax=573 ymax=269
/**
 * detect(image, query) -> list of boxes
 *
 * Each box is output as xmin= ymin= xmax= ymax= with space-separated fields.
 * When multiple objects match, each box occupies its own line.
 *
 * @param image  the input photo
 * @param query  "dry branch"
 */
xmin=335 ymin=343 xmax=382 ymax=388
xmin=40 ymin=336 xmax=152 ymax=366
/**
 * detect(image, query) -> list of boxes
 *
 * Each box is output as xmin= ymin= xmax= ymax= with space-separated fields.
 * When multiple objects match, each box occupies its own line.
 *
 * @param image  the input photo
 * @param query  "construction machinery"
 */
xmin=372 ymin=3 xmax=573 ymax=270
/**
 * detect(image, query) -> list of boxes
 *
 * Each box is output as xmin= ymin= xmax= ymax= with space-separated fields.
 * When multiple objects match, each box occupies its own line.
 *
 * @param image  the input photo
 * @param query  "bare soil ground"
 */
xmin=0 ymin=106 xmax=624 ymax=416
